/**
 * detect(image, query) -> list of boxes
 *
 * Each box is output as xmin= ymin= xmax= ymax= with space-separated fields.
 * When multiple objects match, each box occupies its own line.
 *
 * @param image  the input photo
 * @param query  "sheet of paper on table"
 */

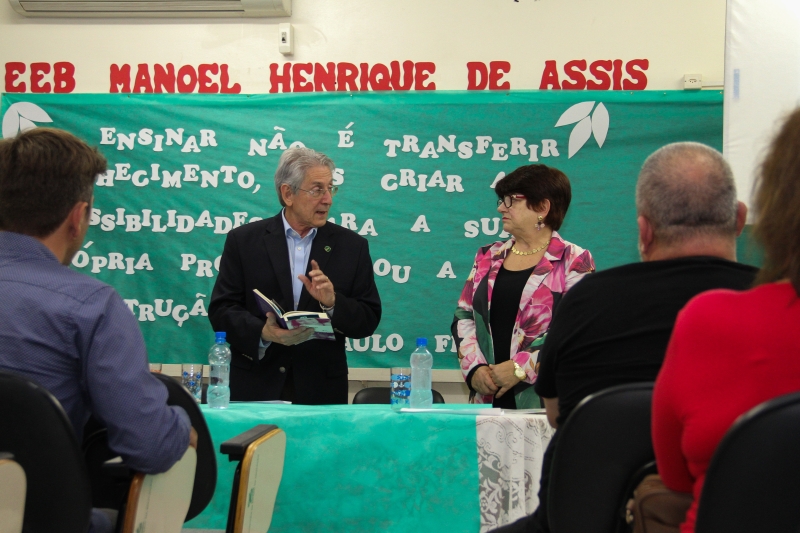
xmin=229 ymin=400 xmax=292 ymax=404
xmin=400 ymin=407 xmax=546 ymax=416
xmin=400 ymin=408 xmax=506 ymax=416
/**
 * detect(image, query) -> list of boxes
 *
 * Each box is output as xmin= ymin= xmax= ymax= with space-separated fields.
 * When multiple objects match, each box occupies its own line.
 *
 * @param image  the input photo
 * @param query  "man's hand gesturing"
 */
xmin=299 ymin=259 xmax=336 ymax=308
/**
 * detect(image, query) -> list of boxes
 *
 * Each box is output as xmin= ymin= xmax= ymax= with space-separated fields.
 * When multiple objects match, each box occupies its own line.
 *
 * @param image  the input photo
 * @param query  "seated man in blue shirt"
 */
xmin=0 ymin=128 xmax=196 ymax=533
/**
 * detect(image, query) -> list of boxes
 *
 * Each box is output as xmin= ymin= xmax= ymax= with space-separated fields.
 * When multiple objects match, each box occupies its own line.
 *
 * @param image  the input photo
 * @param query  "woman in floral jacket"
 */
xmin=452 ymin=165 xmax=595 ymax=409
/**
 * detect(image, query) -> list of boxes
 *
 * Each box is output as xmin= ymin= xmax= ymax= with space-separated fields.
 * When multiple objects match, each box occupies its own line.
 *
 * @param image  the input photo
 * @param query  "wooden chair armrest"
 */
xmin=220 ymin=424 xmax=279 ymax=462
xmin=229 ymin=427 xmax=286 ymax=533
xmin=121 ymin=447 xmax=197 ymax=533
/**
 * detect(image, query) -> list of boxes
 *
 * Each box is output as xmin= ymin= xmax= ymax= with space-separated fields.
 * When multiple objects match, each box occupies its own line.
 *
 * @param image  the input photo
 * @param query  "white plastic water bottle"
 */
xmin=410 ymin=337 xmax=433 ymax=408
xmin=208 ymin=331 xmax=231 ymax=409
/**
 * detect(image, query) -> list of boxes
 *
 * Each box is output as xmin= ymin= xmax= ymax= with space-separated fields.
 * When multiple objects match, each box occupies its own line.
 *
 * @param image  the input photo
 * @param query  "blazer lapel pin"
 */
xmin=324 ymin=246 xmax=331 ymax=252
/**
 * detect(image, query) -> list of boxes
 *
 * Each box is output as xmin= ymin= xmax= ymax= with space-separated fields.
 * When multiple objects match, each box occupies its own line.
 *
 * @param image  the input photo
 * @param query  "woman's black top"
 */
xmin=488 ymin=264 xmax=535 ymax=409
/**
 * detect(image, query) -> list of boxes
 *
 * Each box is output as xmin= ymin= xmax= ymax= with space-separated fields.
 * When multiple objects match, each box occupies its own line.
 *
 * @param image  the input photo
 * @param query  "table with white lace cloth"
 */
xmin=477 ymin=412 xmax=555 ymax=532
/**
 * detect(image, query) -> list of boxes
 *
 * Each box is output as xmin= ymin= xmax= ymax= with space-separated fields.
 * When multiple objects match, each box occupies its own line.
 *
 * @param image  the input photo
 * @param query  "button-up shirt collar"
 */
xmin=281 ymin=209 xmax=317 ymax=310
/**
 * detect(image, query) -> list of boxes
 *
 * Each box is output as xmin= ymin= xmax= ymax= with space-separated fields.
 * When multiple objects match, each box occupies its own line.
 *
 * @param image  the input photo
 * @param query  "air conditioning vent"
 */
xmin=8 ymin=0 xmax=289 ymax=17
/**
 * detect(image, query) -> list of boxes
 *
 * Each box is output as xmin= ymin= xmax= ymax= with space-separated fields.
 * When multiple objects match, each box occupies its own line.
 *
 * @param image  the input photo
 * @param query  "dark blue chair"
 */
xmin=695 ymin=391 xmax=800 ymax=533
xmin=548 ymin=383 xmax=655 ymax=533
xmin=352 ymin=386 xmax=445 ymax=404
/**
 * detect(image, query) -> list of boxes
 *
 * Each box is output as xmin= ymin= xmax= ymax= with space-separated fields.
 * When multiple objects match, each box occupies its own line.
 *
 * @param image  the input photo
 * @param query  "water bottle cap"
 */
xmin=416 ymin=337 xmax=427 ymax=347
xmin=215 ymin=331 xmax=226 ymax=342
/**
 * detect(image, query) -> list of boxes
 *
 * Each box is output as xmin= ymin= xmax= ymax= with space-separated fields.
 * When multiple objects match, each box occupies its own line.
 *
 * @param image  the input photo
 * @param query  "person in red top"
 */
xmin=652 ymin=108 xmax=800 ymax=533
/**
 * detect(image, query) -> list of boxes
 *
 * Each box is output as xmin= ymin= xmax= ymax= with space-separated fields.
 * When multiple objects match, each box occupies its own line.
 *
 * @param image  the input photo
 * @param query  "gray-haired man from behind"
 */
xmin=0 ymin=128 xmax=196 ymax=533
xmin=209 ymin=147 xmax=381 ymax=404
xmin=492 ymin=142 xmax=758 ymax=533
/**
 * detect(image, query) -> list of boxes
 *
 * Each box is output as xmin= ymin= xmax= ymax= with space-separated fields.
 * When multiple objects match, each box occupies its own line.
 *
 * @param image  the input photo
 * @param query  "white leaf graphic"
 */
xmin=19 ymin=117 xmax=37 ymax=132
xmin=2 ymin=109 xmax=20 ymax=139
xmin=13 ymin=102 xmax=52 ymax=123
xmin=2 ymin=102 xmax=53 ymax=139
xmin=555 ymin=101 xmax=595 ymax=127
xmin=568 ymin=117 xmax=593 ymax=159
xmin=591 ymin=103 xmax=609 ymax=148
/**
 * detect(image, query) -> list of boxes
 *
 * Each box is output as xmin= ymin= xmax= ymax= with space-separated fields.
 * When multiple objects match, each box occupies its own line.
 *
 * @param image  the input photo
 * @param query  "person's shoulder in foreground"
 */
xmin=653 ymin=282 xmax=800 ymax=527
xmin=670 ymin=280 xmax=798 ymax=343
xmin=537 ymin=256 xmax=756 ymax=335
xmin=572 ymin=255 xmax=755 ymax=290
xmin=0 ymin=229 xmax=111 ymax=295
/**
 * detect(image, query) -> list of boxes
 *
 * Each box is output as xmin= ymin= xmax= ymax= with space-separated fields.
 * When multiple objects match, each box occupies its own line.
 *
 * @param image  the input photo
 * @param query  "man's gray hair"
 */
xmin=636 ymin=142 xmax=738 ymax=245
xmin=274 ymin=147 xmax=335 ymax=206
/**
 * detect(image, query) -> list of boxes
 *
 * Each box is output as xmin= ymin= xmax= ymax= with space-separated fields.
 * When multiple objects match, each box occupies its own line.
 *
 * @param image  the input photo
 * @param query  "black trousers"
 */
xmin=279 ymin=366 xmax=295 ymax=402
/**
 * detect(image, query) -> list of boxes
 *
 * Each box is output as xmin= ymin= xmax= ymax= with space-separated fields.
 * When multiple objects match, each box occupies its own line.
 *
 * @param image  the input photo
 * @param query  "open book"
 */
xmin=253 ymin=289 xmax=336 ymax=341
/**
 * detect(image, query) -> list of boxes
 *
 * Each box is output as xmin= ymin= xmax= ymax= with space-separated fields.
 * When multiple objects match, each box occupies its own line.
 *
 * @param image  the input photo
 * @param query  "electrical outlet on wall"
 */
xmin=684 ymin=73 xmax=702 ymax=90
xmin=279 ymin=23 xmax=293 ymax=55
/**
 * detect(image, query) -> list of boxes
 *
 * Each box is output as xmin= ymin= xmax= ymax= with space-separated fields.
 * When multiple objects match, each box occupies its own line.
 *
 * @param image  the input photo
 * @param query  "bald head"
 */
xmin=636 ymin=142 xmax=739 ymax=247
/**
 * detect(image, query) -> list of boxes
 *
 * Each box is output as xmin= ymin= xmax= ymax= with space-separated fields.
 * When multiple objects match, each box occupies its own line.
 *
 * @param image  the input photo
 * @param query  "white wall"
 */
xmin=1 ymin=0 xmax=726 ymax=93
xmin=724 ymin=0 xmax=800 ymax=208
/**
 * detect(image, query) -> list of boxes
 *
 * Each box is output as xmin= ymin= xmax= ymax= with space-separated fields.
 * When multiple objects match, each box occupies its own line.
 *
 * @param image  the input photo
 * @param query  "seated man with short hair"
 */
xmin=0 ymin=128 xmax=196 ymax=533
xmin=492 ymin=142 xmax=758 ymax=533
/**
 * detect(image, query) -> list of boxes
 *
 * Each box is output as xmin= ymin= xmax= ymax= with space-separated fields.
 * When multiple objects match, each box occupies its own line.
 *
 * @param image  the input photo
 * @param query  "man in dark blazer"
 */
xmin=209 ymin=147 xmax=381 ymax=404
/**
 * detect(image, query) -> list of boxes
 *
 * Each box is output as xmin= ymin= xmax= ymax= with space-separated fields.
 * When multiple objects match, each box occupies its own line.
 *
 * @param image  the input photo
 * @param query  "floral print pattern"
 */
xmin=452 ymin=232 xmax=595 ymax=404
xmin=477 ymin=414 xmax=555 ymax=530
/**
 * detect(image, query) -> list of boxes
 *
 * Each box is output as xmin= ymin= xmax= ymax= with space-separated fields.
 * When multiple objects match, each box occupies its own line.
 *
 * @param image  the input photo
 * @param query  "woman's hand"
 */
xmin=471 ymin=366 xmax=499 ymax=396
xmin=489 ymin=361 xmax=523 ymax=398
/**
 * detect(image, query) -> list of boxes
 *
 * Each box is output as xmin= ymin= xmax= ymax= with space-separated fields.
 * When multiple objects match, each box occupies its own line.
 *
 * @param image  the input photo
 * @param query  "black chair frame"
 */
xmin=0 ymin=370 xmax=93 ymax=533
xmin=82 ymin=372 xmax=217 ymax=530
xmin=548 ymin=382 xmax=655 ymax=533
xmin=352 ymin=386 xmax=445 ymax=404
xmin=695 ymin=391 xmax=800 ymax=533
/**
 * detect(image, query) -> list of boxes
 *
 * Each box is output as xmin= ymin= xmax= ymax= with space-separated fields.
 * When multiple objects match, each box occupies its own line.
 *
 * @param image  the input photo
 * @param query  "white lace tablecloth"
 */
xmin=476 ymin=413 xmax=555 ymax=532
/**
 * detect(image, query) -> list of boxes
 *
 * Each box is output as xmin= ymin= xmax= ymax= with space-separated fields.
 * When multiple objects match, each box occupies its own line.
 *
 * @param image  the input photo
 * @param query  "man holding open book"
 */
xmin=209 ymin=147 xmax=382 ymax=404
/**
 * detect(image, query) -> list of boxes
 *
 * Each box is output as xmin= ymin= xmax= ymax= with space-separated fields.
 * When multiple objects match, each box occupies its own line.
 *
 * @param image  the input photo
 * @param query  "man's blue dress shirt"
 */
xmin=0 ymin=231 xmax=190 ymax=474
xmin=282 ymin=209 xmax=317 ymax=311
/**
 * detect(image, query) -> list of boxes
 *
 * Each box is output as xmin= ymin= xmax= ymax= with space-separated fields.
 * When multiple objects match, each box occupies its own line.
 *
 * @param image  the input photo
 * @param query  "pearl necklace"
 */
xmin=510 ymin=241 xmax=549 ymax=256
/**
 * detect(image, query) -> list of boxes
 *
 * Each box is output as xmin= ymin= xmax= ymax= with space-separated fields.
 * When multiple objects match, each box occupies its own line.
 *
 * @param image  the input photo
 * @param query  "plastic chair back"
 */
xmin=151 ymin=373 xmax=217 ymax=521
xmin=121 ymin=447 xmax=197 ymax=533
xmin=695 ymin=391 xmax=800 ymax=533
xmin=548 ymin=383 xmax=654 ymax=533
xmin=0 ymin=371 xmax=92 ymax=533
xmin=0 ymin=453 xmax=25 ymax=533
xmin=223 ymin=426 xmax=286 ymax=533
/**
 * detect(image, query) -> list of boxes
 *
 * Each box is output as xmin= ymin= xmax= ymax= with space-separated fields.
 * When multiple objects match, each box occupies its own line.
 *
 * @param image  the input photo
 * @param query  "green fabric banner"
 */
xmin=194 ymin=403 xmax=481 ymax=532
xmin=0 ymin=91 xmax=724 ymax=368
